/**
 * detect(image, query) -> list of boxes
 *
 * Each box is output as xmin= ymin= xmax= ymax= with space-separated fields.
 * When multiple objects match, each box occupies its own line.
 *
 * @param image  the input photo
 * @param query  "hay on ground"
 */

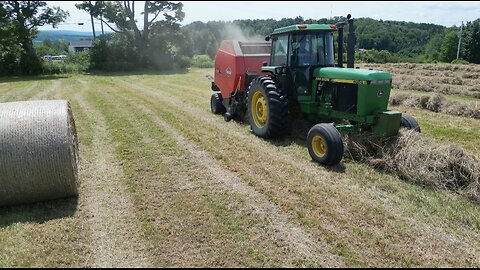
xmin=344 ymin=130 xmax=480 ymax=202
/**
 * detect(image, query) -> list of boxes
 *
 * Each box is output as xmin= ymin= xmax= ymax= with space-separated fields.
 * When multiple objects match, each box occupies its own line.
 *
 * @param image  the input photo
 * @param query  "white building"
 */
xmin=68 ymin=40 xmax=94 ymax=52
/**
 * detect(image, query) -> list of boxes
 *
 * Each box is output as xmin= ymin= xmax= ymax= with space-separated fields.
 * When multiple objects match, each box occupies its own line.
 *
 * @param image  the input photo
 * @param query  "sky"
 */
xmin=39 ymin=1 xmax=480 ymax=32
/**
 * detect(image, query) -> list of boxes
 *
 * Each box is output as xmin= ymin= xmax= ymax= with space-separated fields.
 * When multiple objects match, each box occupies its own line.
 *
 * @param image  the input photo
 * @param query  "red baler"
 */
xmin=211 ymin=40 xmax=271 ymax=120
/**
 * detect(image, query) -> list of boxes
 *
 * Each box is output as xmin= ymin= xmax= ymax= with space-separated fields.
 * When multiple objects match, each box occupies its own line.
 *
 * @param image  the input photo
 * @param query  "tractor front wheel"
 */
xmin=247 ymin=76 xmax=288 ymax=138
xmin=307 ymin=124 xmax=344 ymax=166
xmin=211 ymin=93 xmax=226 ymax=115
xmin=400 ymin=114 xmax=421 ymax=132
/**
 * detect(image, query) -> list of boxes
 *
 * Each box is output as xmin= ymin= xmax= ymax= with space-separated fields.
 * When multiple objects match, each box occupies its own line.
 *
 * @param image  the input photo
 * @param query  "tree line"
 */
xmin=183 ymin=16 xmax=480 ymax=64
xmin=1 ymin=1 xmax=480 ymax=76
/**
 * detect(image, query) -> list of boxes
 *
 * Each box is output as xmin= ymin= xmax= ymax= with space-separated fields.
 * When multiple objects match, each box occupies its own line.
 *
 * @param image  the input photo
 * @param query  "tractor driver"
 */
xmin=293 ymin=33 xmax=326 ymax=66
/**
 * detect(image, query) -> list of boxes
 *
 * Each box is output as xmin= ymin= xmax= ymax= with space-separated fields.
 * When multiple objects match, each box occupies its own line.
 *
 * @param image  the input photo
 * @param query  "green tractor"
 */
xmin=211 ymin=14 xmax=420 ymax=166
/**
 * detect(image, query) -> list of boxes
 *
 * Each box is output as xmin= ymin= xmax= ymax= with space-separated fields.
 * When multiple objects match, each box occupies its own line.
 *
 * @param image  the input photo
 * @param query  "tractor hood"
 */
xmin=313 ymin=67 xmax=392 ymax=82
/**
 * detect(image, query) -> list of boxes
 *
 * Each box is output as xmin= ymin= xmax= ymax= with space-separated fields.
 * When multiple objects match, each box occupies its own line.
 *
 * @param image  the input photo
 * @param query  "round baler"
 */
xmin=0 ymin=100 xmax=79 ymax=206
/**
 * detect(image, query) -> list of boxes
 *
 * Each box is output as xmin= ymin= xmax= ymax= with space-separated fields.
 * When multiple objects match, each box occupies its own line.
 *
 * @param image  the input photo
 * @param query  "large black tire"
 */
xmin=211 ymin=93 xmax=226 ymax=114
xmin=247 ymin=76 xmax=288 ymax=138
xmin=401 ymin=114 xmax=421 ymax=132
xmin=307 ymin=124 xmax=344 ymax=166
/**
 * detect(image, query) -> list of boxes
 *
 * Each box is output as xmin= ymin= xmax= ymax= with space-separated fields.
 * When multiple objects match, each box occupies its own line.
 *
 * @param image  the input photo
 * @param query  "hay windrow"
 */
xmin=390 ymin=92 xmax=480 ymax=119
xmin=344 ymin=130 xmax=480 ymax=203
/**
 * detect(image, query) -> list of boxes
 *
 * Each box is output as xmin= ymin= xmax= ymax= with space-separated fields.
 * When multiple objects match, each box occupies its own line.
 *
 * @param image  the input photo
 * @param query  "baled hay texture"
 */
xmin=344 ymin=130 xmax=480 ymax=202
xmin=0 ymin=100 xmax=79 ymax=206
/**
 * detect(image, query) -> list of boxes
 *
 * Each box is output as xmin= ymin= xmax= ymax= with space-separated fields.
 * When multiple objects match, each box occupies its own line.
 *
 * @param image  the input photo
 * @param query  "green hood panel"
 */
xmin=313 ymin=67 xmax=392 ymax=81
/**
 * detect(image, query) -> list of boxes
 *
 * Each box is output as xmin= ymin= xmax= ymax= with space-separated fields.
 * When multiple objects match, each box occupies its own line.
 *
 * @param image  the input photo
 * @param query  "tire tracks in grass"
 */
xmin=103 ymin=83 xmax=344 ymax=267
xmin=29 ymin=79 xmax=62 ymax=100
xmin=0 ymin=81 xmax=39 ymax=102
xmin=73 ymin=78 xmax=151 ymax=268
xmin=90 ymin=79 xmax=341 ymax=267
xmin=111 ymin=76 xmax=480 ymax=267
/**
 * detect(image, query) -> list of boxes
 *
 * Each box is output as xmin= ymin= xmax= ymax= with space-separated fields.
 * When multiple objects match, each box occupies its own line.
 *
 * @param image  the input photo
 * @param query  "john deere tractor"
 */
xmin=210 ymin=14 xmax=420 ymax=166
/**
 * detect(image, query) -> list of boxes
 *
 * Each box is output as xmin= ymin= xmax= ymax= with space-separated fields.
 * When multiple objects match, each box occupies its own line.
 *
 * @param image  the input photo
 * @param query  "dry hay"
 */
xmin=344 ymin=130 xmax=480 ymax=202
xmin=0 ymin=100 xmax=79 ymax=206
xmin=390 ymin=92 xmax=480 ymax=119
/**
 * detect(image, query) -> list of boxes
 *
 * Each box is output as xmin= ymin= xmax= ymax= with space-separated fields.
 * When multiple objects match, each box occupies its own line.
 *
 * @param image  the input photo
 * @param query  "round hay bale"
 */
xmin=0 ymin=100 xmax=79 ymax=206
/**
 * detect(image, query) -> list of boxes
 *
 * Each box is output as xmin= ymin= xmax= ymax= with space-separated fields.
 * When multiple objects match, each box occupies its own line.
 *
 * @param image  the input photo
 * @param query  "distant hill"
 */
xmin=34 ymin=30 xmax=111 ymax=43
xmin=183 ymin=16 xmax=448 ymax=58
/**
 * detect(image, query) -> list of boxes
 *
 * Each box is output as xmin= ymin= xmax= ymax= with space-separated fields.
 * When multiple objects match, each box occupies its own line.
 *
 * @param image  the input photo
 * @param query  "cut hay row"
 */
xmin=345 ymin=130 xmax=480 ymax=203
xmin=391 ymin=76 xmax=480 ymax=98
xmin=390 ymin=92 xmax=480 ymax=119
xmin=392 ymin=74 xmax=476 ymax=88
xmin=358 ymin=63 xmax=480 ymax=98
xmin=361 ymin=63 xmax=480 ymax=73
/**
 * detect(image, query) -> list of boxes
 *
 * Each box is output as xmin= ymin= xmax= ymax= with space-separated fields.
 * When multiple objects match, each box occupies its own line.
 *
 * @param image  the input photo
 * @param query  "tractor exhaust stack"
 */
xmin=336 ymin=22 xmax=346 ymax=68
xmin=346 ymin=14 xmax=356 ymax=68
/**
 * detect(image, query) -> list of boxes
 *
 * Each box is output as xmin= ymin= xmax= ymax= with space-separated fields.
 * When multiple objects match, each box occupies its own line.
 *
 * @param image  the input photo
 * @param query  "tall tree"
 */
xmin=439 ymin=30 xmax=458 ymax=62
xmin=76 ymin=1 xmax=184 ymax=61
xmin=464 ymin=20 xmax=480 ymax=64
xmin=1 ymin=1 xmax=68 ymax=74
xmin=424 ymin=33 xmax=444 ymax=61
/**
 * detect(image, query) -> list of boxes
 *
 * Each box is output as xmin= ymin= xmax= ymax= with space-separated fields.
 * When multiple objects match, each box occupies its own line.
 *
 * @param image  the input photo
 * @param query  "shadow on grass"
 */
xmin=0 ymin=68 xmax=190 ymax=83
xmin=268 ymin=135 xmax=347 ymax=173
xmin=241 ymin=117 xmax=349 ymax=173
xmin=0 ymin=197 xmax=78 ymax=228
xmin=0 ymin=75 xmax=70 ymax=83
xmin=85 ymin=68 xmax=189 ymax=77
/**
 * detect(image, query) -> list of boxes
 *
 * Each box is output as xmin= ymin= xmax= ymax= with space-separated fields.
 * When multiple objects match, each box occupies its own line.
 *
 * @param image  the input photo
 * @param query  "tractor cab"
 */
xmin=264 ymin=24 xmax=336 ymax=100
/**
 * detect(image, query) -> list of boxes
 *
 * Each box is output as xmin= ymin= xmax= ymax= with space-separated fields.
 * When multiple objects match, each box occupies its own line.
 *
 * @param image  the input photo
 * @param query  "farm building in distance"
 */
xmin=68 ymin=40 xmax=93 ymax=52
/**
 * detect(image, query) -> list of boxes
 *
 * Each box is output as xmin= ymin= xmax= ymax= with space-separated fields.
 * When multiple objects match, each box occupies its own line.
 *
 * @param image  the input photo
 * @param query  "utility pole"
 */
xmin=89 ymin=0 xmax=96 ymax=40
xmin=100 ymin=1 xmax=104 ymax=36
xmin=457 ymin=21 xmax=463 ymax=60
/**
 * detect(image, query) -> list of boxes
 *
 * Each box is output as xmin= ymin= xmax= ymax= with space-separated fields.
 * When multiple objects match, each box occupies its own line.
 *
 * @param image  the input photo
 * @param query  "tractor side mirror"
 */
xmin=262 ymin=61 xmax=268 ymax=66
xmin=265 ymin=35 xmax=271 ymax=42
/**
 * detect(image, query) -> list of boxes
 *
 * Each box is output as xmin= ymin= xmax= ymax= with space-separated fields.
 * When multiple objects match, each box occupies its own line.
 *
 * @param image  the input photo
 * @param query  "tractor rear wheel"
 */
xmin=211 ymin=93 xmax=226 ymax=114
xmin=307 ymin=124 xmax=344 ymax=166
xmin=401 ymin=114 xmax=421 ymax=132
xmin=247 ymin=76 xmax=288 ymax=138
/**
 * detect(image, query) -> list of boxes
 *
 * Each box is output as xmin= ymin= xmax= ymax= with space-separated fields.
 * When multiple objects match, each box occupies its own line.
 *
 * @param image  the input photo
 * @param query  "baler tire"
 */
xmin=211 ymin=93 xmax=226 ymax=115
xmin=307 ymin=124 xmax=344 ymax=166
xmin=401 ymin=114 xmax=421 ymax=133
xmin=247 ymin=76 xmax=288 ymax=138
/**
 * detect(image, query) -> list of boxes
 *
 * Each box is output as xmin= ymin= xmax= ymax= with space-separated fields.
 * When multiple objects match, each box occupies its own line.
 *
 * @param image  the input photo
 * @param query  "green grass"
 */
xmin=105 ymin=70 xmax=480 ymax=267
xmin=392 ymin=106 xmax=480 ymax=153
xmin=0 ymin=68 xmax=479 ymax=267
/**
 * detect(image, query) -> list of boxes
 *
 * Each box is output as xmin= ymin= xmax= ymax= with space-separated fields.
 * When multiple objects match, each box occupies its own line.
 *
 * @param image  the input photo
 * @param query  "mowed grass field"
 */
xmin=0 ymin=68 xmax=479 ymax=267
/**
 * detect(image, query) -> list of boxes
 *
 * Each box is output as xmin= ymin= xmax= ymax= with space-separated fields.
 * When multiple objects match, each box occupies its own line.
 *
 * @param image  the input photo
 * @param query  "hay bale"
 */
xmin=0 ymin=100 xmax=79 ymax=206
xmin=345 ymin=130 xmax=480 ymax=203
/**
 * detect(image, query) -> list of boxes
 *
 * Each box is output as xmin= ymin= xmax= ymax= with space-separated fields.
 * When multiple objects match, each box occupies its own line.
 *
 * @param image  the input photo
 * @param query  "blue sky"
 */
xmin=40 ymin=1 xmax=480 ymax=32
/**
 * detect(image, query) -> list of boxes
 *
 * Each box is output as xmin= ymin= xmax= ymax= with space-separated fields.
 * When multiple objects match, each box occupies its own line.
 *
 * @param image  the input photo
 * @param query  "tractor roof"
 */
xmin=272 ymin=24 xmax=336 ymax=35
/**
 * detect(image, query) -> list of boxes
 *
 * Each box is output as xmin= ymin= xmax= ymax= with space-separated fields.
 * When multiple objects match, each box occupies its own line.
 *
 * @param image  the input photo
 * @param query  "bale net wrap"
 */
xmin=0 ymin=100 xmax=79 ymax=206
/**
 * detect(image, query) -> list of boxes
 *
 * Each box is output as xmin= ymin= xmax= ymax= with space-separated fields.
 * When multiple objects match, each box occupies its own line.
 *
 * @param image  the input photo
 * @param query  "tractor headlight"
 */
xmin=369 ymin=79 xmax=392 ymax=85
xmin=275 ymin=67 xmax=288 ymax=74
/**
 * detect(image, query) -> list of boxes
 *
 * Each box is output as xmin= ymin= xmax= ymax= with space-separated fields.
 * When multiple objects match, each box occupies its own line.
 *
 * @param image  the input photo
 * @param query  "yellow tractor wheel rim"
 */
xmin=252 ymin=91 xmax=268 ymax=128
xmin=312 ymin=135 xmax=327 ymax=158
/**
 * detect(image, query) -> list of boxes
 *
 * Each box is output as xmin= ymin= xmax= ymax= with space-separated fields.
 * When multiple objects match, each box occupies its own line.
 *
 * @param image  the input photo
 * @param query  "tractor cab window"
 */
xmin=271 ymin=35 xmax=289 ymax=66
xmin=291 ymin=32 xmax=335 ymax=67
